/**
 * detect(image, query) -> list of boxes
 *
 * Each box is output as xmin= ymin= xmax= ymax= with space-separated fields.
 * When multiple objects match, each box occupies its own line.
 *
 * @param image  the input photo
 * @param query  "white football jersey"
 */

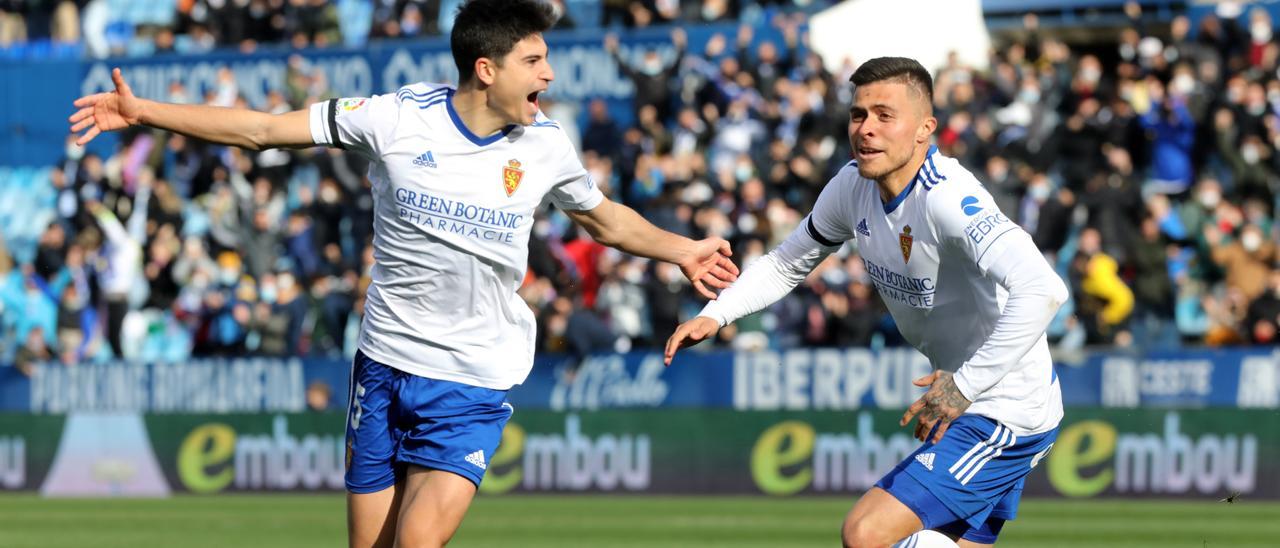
xmin=702 ymin=146 xmax=1064 ymax=436
xmin=309 ymin=83 xmax=604 ymax=389
xmin=808 ymin=147 xmax=1062 ymax=435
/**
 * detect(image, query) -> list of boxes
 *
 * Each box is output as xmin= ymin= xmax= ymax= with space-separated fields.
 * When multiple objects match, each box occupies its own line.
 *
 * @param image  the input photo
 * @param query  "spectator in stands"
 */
xmin=1205 ymin=222 xmax=1275 ymax=303
xmin=582 ymin=98 xmax=622 ymax=162
xmin=14 ymin=325 xmax=50 ymax=376
xmin=1246 ymin=270 xmax=1280 ymax=345
xmin=0 ymin=0 xmax=25 ymax=47
xmin=1130 ymin=215 xmax=1180 ymax=349
xmin=84 ymin=198 xmax=144 ymax=359
xmin=306 ymin=379 xmax=332 ymax=411
xmin=605 ymin=27 xmax=686 ymax=124
xmin=1072 ymin=227 xmax=1134 ymax=345
xmin=1140 ymin=82 xmax=1198 ymax=197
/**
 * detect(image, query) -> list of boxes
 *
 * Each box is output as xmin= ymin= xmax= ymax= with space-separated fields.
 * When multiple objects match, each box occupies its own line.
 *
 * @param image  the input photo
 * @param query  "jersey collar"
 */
xmin=881 ymin=145 xmax=938 ymax=215
xmin=446 ymin=92 xmax=516 ymax=147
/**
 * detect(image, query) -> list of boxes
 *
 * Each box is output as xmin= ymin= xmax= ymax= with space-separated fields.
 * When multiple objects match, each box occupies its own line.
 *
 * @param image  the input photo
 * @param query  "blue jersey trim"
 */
xmin=882 ymin=177 xmax=917 ymax=214
xmin=399 ymin=86 xmax=450 ymax=98
xmin=446 ymin=95 xmax=514 ymax=146
xmin=882 ymin=146 xmax=938 ymax=214
xmin=398 ymin=87 xmax=449 ymax=101
xmin=925 ymin=152 xmax=947 ymax=182
xmin=418 ymin=98 xmax=447 ymax=110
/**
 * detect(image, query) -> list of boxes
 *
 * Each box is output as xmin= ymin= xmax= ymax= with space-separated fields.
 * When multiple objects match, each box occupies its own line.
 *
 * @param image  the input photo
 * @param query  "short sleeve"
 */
xmin=928 ymin=183 xmax=1023 ymax=275
xmin=804 ymin=173 xmax=856 ymax=248
xmin=309 ymin=95 xmax=399 ymax=159
xmin=546 ymin=133 xmax=605 ymax=212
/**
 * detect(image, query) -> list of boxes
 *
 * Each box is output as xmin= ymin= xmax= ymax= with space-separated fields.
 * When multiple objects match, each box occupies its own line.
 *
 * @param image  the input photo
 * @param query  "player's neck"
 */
xmin=875 ymin=147 xmax=930 ymax=205
xmin=451 ymin=87 xmax=512 ymax=138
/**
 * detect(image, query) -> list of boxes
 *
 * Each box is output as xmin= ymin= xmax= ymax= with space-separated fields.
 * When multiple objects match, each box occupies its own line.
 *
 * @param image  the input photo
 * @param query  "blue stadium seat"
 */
xmin=0 ymin=167 xmax=54 ymax=264
xmin=338 ymin=0 xmax=374 ymax=48
xmin=104 ymin=20 xmax=135 ymax=51
xmin=565 ymin=0 xmax=602 ymax=29
xmin=127 ymin=37 xmax=157 ymax=58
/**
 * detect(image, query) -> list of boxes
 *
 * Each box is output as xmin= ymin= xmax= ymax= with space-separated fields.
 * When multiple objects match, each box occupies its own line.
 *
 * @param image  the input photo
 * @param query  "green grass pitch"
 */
xmin=1 ymin=494 xmax=1275 ymax=547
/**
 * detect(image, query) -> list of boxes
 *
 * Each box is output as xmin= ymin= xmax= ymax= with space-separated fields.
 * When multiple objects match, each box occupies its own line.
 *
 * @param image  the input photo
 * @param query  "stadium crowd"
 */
xmin=0 ymin=0 xmax=808 ymax=57
xmin=3 ymin=2 xmax=1280 ymax=373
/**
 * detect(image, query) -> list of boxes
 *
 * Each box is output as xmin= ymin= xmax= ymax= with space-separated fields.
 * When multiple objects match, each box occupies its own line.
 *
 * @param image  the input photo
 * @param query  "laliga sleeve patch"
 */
xmin=336 ymin=98 xmax=368 ymax=115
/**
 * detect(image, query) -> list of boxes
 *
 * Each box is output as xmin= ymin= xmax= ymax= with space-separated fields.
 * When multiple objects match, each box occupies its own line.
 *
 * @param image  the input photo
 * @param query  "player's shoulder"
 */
xmin=512 ymin=110 xmax=577 ymax=163
xmin=825 ymin=159 xmax=867 ymax=196
xmin=528 ymin=110 xmax=563 ymax=130
xmin=919 ymin=150 xmax=987 ymax=214
xmin=393 ymin=82 xmax=454 ymax=110
xmin=811 ymin=159 xmax=876 ymax=213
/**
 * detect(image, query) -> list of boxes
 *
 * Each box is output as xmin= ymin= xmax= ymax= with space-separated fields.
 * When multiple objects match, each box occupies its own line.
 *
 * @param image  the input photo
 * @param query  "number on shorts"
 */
xmin=350 ymin=382 xmax=366 ymax=430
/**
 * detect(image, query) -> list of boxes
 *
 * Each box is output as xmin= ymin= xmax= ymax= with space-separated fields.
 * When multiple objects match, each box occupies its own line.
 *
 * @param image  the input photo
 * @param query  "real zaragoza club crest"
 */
xmin=503 ymin=159 xmax=523 ymax=197
xmin=899 ymin=225 xmax=913 ymax=263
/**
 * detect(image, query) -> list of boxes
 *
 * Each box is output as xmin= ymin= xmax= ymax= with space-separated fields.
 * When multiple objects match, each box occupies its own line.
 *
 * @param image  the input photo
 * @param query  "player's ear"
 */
xmin=917 ymin=115 xmax=937 ymax=144
xmin=475 ymin=57 xmax=498 ymax=86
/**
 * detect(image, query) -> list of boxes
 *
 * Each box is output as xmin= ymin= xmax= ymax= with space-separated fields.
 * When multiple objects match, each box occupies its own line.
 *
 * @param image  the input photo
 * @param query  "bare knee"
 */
xmin=393 ymin=526 xmax=450 ymax=548
xmin=841 ymin=516 xmax=897 ymax=548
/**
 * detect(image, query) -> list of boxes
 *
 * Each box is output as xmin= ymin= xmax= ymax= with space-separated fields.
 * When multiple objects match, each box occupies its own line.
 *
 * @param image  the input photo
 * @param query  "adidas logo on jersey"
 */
xmin=413 ymin=151 xmax=437 ymax=168
xmin=465 ymin=449 xmax=487 ymax=470
xmin=856 ymin=218 xmax=870 ymax=237
xmin=915 ymin=452 xmax=936 ymax=471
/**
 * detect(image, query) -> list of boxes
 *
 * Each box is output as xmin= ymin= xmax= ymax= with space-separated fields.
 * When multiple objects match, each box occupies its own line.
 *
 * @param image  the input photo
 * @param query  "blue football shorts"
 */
xmin=875 ymin=414 xmax=1058 ymax=544
xmin=345 ymin=350 xmax=513 ymax=492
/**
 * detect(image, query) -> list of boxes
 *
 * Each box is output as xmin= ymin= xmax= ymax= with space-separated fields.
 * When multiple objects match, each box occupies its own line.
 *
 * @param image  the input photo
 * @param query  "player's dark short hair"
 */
xmin=850 ymin=57 xmax=934 ymax=108
xmin=451 ymin=0 xmax=558 ymax=84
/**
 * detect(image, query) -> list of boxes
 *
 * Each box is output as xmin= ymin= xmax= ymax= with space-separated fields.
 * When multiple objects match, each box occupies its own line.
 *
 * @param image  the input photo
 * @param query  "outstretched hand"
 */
xmin=900 ymin=370 xmax=971 ymax=444
xmin=69 ymin=68 xmax=144 ymax=146
xmin=664 ymin=316 xmax=720 ymax=366
xmin=678 ymin=237 xmax=738 ymax=300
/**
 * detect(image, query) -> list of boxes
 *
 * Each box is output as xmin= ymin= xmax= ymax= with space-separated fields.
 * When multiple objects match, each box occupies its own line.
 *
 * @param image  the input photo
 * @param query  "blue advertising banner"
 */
xmin=4 ymin=24 xmax=742 ymax=167
xmin=3 ymin=347 xmax=1278 ymax=413
xmin=1 ymin=357 xmax=349 ymax=414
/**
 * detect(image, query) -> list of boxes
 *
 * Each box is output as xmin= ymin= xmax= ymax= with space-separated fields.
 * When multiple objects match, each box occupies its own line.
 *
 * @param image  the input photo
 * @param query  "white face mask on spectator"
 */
xmin=1029 ymin=184 xmax=1051 ymax=202
xmin=219 ymin=268 xmax=239 ymax=286
xmin=1172 ymin=74 xmax=1195 ymax=95
xmin=622 ymin=265 xmax=644 ymax=284
xmin=260 ymin=283 xmax=278 ymax=304
xmin=1018 ymin=87 xmax=1040 ymax=104
xmin=1242 ymin=144 xmax=1262 ymax=164
xmin=1198 ymin=190 xmax=1221 ymax=209
xmin=65 ymin=141 xmax=84 ymax=161
xmin=1253 ymin=22 xmax=1273 ymax=43
xmin=1243 ymin=231 xmax=1263 ymax=252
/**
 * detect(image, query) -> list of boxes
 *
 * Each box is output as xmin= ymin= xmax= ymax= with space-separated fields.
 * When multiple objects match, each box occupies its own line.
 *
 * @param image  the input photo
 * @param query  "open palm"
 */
xmin=69 ymin=68 xmax=144 ymax=146
xmin=679 ymin=237 xmax=739 ymax=300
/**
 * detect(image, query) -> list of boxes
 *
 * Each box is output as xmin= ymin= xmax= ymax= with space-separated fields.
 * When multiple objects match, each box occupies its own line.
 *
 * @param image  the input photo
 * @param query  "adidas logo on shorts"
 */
xmin=915 ymin=452 xmax=936 ymax=471
xmin=465 ymin=449 xmax=487 ymax=470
